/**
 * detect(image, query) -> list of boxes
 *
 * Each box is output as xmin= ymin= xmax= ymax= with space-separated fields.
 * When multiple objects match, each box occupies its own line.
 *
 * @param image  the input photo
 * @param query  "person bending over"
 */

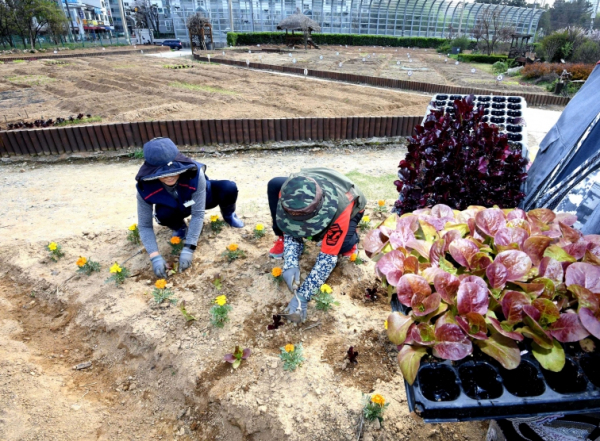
xmin=267 ymin=168 xmax=366 ymax=323
xmin=135 ymin=137 xmax=244 ymax=277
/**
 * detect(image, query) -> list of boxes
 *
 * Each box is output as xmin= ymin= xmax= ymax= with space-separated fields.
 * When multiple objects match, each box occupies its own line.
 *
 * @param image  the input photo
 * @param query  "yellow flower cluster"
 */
xmin=371 ymin=394 xmax=386 ymax=406
xmin=272 ymin=267 xmax=282 ymax=277
xmin=384 ymin=320 xmax=388 ymax=330
xmin=76 ymin=256 xmax=87 ymax=267
xmin=155 ymin=279 xmax=167 ymax=289
xmin=227 ymin=243 xmax=238 ymax=252
xmin=170 ymin=236 xmax=182 ymax=245
xmin=362 ymin=215 xmax=371 ymax=223
xmin=215 ymin=295 xmax=227 ymax=306
xmin=255 ymin=223 xmax=265 ymax=231
xmin=110 ymin=263 xmax=122 ymax=273
xmin=320 ymin=284 xmax=332 ymax=294
xmin=129 ymin=224 xmax=137 ymax=231
xmin=48 ymin=242 xmax=57 ymax=251
xmin=284 ymin=344 xmax=295 ymax=353
xmin=210 ymin=215 xmax=219 ymax=222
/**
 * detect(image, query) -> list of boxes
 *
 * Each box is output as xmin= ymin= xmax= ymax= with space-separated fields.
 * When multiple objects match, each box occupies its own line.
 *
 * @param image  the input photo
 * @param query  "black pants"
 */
xmin=267 ymin=177 xmax=361 ymax=254
xmin=157 ymin=179 xmax=238 ymax=230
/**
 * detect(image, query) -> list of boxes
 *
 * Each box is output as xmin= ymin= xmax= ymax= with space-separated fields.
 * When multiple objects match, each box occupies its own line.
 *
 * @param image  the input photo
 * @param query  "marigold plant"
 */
xmin=127 ymin=224 xmax=140 ymax=245
xmin=210 ymin=295 xmax=232 ymax=328
xmin=155 ymin=279 xmax=167 ymax=289
xmin=313 ymin=284 xmax=339 ymax=312
xmin=363 ymin=393 xmax=389 ymax=423
xmin=375 ymin=199 xmax=388 ymax=213
xmin=152 ymin=279 xmax=176 ymax=304
xmin=271 ymin=266 xmax=283 ymax=284
xmin=359 ymin=216 xmax=371 ymax=232
xmin=223 ymin=244 xmax=245 ymax=262
xmin=254 ymin=223 xmax=266 ymax=239
xmin=170 ymin=236 xmax=184 ymax=255
xmin=280 ymin=343 xmax=305 ymax=371
xmin=210 ymin=215 xmax=226 ymax=234
xmin=105 ymin=262 xmax=130 ymax=286
xmin=76 ymin=256 xmax=101 ymax=276
xmin=47 ymin=242 xmax=64 ymax=262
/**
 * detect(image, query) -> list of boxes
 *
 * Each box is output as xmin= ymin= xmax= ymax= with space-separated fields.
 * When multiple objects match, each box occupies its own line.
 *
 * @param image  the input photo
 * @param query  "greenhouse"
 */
xmin=179 ymin=0 xmax=544 ymax=43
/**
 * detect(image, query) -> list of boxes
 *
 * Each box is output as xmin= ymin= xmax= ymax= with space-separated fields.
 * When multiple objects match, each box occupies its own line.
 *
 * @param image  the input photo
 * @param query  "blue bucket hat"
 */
xmin=136 ymin=138 xmax=197 ymax=181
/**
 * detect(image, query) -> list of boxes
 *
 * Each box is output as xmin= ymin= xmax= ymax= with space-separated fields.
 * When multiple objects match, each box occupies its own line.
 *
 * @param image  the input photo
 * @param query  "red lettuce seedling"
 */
xmin=374 ymin=205 xmax=600 ymax=385
xmin=365 ymin=287 xmax=379 ymax=302
xmin=346 ymin=346 xmax=359 ymax=364
xmin=394 ymin=95 xmax=528 ymax=214
xmin=267 ymin=314 xmax=284 ymax=330
xmin=224 ymin=346 xmax=251 ymax=369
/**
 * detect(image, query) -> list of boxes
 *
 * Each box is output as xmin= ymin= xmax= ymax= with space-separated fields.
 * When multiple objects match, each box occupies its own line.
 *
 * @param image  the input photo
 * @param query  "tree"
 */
xmin=475 ymin=0 xmax=528 ymax=7
xmin=6 ymin=0 xmax=66 ymax=50
xmin=547 ymin=0 xmax=592 ymax=31
xmin=476 ymin=6 xmax=515 ymax=55
xmin=131 ymin=0 xmax=159 ymax=40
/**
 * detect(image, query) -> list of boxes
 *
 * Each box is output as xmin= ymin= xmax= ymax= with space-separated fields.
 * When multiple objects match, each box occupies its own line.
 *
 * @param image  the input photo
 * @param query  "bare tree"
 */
xmin=131 ymin=0 xmax=159 ymax=41
xmin=477 ymin=6 xmax=515 ymax=55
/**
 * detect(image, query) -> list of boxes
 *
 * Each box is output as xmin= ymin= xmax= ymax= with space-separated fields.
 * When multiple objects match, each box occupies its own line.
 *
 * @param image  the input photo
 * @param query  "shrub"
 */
xmin=451 ymin=36 xmax=471 ymax=52
xmin=226 ymin=32 xmax=446 ymax=48
xmin=540 ymin=31 xmax=570 ymax=62
xmin=572 ymin=40 xmax=600 ymax=64
xmin=492 ymin=61 xmax=508 ymax=74
xmin=437 ymin=41 xmax=452 ymax=54
xmin=521 ymin=62 xmax=595 ymax=81
xmin=457 ymin=53 xmax=508 ymax=63
xmin=393 ymin=95 xmax=527 ymax=214
xmin=367 ymin=205 xmax=600 ymax=385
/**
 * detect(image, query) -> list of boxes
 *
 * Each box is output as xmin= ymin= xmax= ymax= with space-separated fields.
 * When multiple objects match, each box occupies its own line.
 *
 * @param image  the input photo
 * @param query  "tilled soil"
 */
xmin=0 ymin=145 xmax=488 ymax=440
xmin=220 ymin=46 xmax=548 ymax=95
xmin=0 ymin=52 xmax=431 ymax=126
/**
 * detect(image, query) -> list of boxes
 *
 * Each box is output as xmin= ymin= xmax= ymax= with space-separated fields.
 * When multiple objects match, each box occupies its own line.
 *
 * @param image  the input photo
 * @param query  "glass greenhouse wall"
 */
xmin=173 ymin=0 xmax=543 ymax=45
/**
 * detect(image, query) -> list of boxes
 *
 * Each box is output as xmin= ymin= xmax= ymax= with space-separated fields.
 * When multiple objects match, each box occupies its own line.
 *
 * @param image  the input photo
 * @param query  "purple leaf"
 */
xmin=432 ymin=323 xmax=473 ymax=360
xmin=494 ymin=227 xmax=529 ymax=248
xmin=501 ymin=291 xmax=531 ymax=325
xmin=456 ymin=312 xmax=488 ymax=340
xmin=346 ymin=346 xmax=359 ymax=364
xmin=411 ymin=292 xmax=442 ymax=317
xmin=539 ymin=257 xmax=564 ymax=283
xmin=548 ymin=313 xmax=590 ymax=342
xmin=507 ymin=208 xmax=527 ymax=221
xmin=410 ymin=323 xmax=436 ymax=346
xmin=429 ymin=238 xmax=446 ymax=267
xmin=441 ymin=229 xmax=462 ymax=252
xmin=397 ymin=345 xmax=428 ymax=386
xmin=242 ymin=348 xmax=251 ymax=359
xmin=565 ymin=262 xmax=600 ymax=294
xmin=475 ymin=332 xmax=521 ymax=370
xmin=494 ymin=250 xmax=532 ymax=282
xmin=431 ymin=204 xmax=454 ymax=219
xmin=486 ymin=261 xmax=508 ymax=289
xmin=449 ymin=238 xmax=480 ymax=269
xmin=559 ymin=222 xmax=582 ymax=243
xmin=375 ymin=250 xmax=405 ymax=286
xmin=475 ymin=208 xmax=506 ymax=237
xmin=457 ymin=281 xmax=489 ymax=315
xmin=405 ymin=239 xmax=432 ymax=259
xmin=487 ymin=316 xmax=524 ymax=341
xmin=532 ymin=298 xmax=560 ymax=326
xmin=527 ymin=208 xmax=556 ymax=225
xmin=224 ymin=353 xmax=236 ymax=363
xmin=396 ymin=274 xmax=431 ymax=306
xmin=579 ymin=308 xmax=600 ymax=340
xmin=555 ymin=212 xmax=577 ymax=226
xmin=433 ymin=271 xmax=460 ymax=304
xmin=364 ymin=229 xmax=387 ymax=258
xmin=568 ymin=285 xmax=600 ymax=313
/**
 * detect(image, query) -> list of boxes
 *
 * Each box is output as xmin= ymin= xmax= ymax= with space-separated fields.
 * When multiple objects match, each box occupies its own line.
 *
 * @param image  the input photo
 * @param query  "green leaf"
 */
xmin=444 ymin=223 xmax=470 ymax=237
xmin=419 ymin=220 xmax=439 ymax=243
xmin=520 ymin=318 xmax=553 ymax=349
xmin=397 ymin=345 xmax=427 ymax=386
xmin=543 ymin=245 xmax=576 ymax=263
xmin=387 ymin=312 xmax=414 ymax=345
xmin=232 ymin=359 xmax=241 ymax=369
xmin=532 ymin=339 xmax=565 ymax=372
xmin=475 ymin=332 xmax=521 ymax=370
xmin=439 ymin=256 xmax=457 ymax=275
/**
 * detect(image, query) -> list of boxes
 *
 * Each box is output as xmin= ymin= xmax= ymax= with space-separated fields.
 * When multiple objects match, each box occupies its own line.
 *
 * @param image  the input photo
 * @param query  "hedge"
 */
xmin=521 ymin=62 xmax=595 ymax=81
xmin=226 ymin=32 xmax=446 ymax=49
xmin=457 ymin=54 xmax=508 ymax=64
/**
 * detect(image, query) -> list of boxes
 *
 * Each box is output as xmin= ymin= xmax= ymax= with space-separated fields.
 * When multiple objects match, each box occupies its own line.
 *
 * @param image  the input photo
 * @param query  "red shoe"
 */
xmin=269 ymin=236 xmax=284 ymax=259
xmin=341 ymin=243 xmax=358 ymax=258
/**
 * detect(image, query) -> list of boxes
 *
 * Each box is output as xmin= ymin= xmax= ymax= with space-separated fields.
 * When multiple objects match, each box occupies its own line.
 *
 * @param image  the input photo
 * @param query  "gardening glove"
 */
xmin=283 ymin=267 xmax=301 ymax=293
xmin=151 ymin=255 xmax=168 ymax=279
xmin=283 ymin=292 xmax=308 ymax=324
xmin=179 ymin=247 xmax=194 ymax=273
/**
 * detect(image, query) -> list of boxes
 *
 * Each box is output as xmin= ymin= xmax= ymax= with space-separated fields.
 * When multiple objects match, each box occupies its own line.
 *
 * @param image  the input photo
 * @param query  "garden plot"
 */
xmin=0 ymin=145 xmax=487 ymax=440
xmin=218 ymin=46 xmax=549 ymax=95
xmin=0 ymin=53 xmax=430 ymax=127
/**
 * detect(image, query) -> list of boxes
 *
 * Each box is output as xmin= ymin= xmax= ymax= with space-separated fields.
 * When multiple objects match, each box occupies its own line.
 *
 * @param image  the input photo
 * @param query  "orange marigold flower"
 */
xmin=284 ymin=344 xmax=295 ymax=353
xmin=76 ymin=256 xmax=87 ymax=267
xmin=378 ymin=200 xmax=386 ymax=207
xmin=371 ymin=394 xmax=385 ymax=406
xmin=227 ymin=243 xmax=238 ymax=252
xmin=350 ymin=253 xmax=357 ymax=262
xmin=170 ymin=236 xmax=182 ymax=245
xmin=272 ymin=267 xmax=282 ymax=277
xmin=155 ymin=279 xmax=167 ymax=289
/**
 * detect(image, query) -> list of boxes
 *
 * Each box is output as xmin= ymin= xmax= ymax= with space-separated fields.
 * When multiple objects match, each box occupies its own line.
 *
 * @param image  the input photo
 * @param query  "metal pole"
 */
xmin=57 ymin=0 xmax=75 ymax=42
xmin=117 ymin=0 xmax=131 ymax=43
xmin=228 ymin=0 xmax=234 ymax=32
xmin=527 ymin=2 xmax=536 ymax=34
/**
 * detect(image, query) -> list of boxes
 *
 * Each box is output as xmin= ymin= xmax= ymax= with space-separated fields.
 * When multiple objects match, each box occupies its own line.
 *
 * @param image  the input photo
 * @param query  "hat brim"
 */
xmin=276 ymin=177 xmax=338 ymax=238
xmin=141 ymin=162 xmax=197 ymax=181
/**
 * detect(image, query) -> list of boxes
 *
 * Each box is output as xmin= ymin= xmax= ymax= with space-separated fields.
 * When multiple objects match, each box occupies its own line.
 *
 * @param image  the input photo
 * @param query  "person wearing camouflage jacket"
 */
xmin=267 ymin=168 xmax=367 ymax=323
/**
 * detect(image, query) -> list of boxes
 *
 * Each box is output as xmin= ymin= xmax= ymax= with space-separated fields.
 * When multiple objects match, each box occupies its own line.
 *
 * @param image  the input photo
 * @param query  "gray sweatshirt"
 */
xmin=136 ymin=171 xmax=207 ymax=255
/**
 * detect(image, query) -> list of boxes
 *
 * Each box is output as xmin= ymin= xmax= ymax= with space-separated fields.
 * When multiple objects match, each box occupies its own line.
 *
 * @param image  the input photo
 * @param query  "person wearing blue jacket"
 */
xmin=135 ymin=137 xmax=244 ymax=277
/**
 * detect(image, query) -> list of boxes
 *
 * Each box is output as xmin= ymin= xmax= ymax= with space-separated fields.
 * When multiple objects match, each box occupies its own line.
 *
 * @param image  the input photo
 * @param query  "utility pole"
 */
xmin=228 ymin=0 xmax=234 ymax=32
xmin=119 ymin=0 xmax=131 ymax=43
xmin=59 ymin=0 xmax=76 ymax=42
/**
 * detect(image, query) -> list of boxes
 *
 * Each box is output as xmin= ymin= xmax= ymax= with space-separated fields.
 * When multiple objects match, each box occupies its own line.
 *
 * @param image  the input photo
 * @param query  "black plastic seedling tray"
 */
xmin=391 ymin=298 xmax=600 ymax=423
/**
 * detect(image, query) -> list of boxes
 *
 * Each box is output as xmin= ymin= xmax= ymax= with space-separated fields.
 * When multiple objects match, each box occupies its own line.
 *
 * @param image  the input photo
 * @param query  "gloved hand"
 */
xmin=284 ymin=293 xmax=308 ymax=323
xmin=283 ymin=267 xmax=301 ymax=293
xmin=151 ymin=255 xmax=168 ymax=278
xmin=179 ymin=247 xmax=194 ymax=272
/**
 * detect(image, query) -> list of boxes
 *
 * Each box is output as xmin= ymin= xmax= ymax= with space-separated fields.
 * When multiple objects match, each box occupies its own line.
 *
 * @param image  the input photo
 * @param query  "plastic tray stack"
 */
xmin=426 ymin=94 xmax=529 ymax=159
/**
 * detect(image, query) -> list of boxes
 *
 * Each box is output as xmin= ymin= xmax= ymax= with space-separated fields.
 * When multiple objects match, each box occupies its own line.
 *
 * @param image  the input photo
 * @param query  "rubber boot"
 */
xmin=221 ymin=204 xmax=245 ymax=228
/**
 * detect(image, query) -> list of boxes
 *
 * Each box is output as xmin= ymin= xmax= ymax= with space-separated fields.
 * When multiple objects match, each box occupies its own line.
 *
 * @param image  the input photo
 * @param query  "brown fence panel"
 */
xmin=316 ymin=118 xmax=323 ymax=141
xmin=267 ymin=119 xmax=275 ymax=142
xmin=261 ymin=119 xmax=270 ymax=143
xmin=50 ymin=129 xmax=65 ymax=153
xmin=130 ymin=122 xmax=142 ymax=146
xmin=0 ymin=132 xmax=11 ymax=156
xmin=143 ymin=121 xmax=156 ymax=143
xmin=274 ymin=118 xmax=282 ymax=142
xmin=284 ymin=119 xmax=293 ymax=142
xmin=254 ymin=119 xmax=263 ymax=143
xmin=6 ymin=131 xmax=25 ymax=155
xmin=240 ymin=119 xmax=249 ymax=144
xmin=231 ymin=119 xmax=241 ymax=144
xmin=63 ymin=127 xmax=78 ymax=152
xmin=221 ymin=120 xmax=230 ymax=144
xmin=207 ymin=119 xmax=218 ymax=145
xmin=245 ymin=119 xmax=255 ymax=143
xmin=214 ymin=120 xmax=224 ymax=145
xmin=122 ymin=123 xmax=135 ymax=147
xmin=93 ymin=125 xmax=108 ymax=150
xmin=115 ymin=123 xmax=128 ymax=148
xmin=72 ymin=126 xmax=87 ymax=151
xmin=102 ymin=124 xmax=117 ymax=150
xmin=21 ymin=130 xmax=41 ymax=155
xmin=78 ymin=125 xmax=93 ymax=151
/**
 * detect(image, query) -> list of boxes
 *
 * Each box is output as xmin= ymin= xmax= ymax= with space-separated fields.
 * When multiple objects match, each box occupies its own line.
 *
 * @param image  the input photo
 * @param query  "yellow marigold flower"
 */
xmin=48 ymin=242 xmax=57 ymax=251
xmin=320 ymin=284 xmax=332 ymax=294
xmin=129 ymin=224 xmax=137 ymax=231
xmin=284 ymin=344 xmax=295 ymax=353
xmin=215 ymin=295 xmax=227 ymax=306
xmin=255 ymin=223 xmax=265 ymax=231
xmin=371 ymin=394 xmax=385 ymax=406
xmin=384 ymin=320 xmax=388 ymax=330
xmin=350 ymin=253 xmax=357 ymax=262
xmin=362 ymin=215 xmax=371 ymax=223
xmin=110 ymin=263 xmax=122 ymax=273
xmin=170 ymin=236 xmax=182 ymax=245
xmin=155 ymin=279 xmax=167 ymax=289
xmin=76 ymin=256 xmax=87 ymax=267
xmin=378 ymin=200 xmax=386 ymax=207
xmin=227 ymin=243 xmax=238 ymax=252
xmin=272 ymin=267 xmax=282 ymax=277
xmin=210 ymin=215 xmax=219 ymax=222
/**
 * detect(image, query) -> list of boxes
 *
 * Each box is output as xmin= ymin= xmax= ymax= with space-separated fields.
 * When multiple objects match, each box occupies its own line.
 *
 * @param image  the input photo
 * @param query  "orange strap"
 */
xmin=321 ymin=199 xmax=355 ymax=255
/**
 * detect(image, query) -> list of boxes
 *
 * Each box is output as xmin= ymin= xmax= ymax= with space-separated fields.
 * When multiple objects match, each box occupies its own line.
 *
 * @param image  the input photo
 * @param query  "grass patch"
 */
xmin=169 ymin=81 xmax=237 ymax=95
xmin=12 ymin=59 xmax=26 ymax=63
xmin=129 ymin=148 xmax=144 ymax=159
xmin=345 ymin=170 xmax=398 ymax=201
xmin=55 ymin=116 xmax=102 ymax=127
xmin=6 ymin=74 xmax=54 ymax=86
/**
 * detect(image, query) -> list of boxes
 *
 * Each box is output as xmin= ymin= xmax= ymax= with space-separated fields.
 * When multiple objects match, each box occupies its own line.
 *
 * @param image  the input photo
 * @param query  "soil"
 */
xmin=220 ymin=46 xmax=549 ymax=95
xmin=0 ymin=51 xmax=430 ymax=126
xmin=0 ymin=145 xmax=488 ymax=440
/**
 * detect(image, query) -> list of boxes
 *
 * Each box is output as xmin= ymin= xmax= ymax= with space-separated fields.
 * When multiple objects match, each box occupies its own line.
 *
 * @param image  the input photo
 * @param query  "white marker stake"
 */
xmin=141 ymin=50 xmax=143 ymax=54
xmin=246 ymin=59 xmax=250 ymax=66
xmin=289 ymin=53 xmax=292 ymax=57
xmin=444 ymin=58 xmax=448 ymax=63
xmin=222 ymin=51 xmax=225 ymax=55
xmin=338 ymin=62 xmax=342 ymax=67
xmin=304 ymin=68 xmax=308 ymax=76
xmin=293 ymin=58 xmax=296 ymax=63
xmin=455 ymin=61 xmax=459 ymax=65
xmin=319 ymin=55 xmax=323 ymax=60
xmin=408 ymin=71 xmax=413 ymax=77
xmin=336 ymin=52 xmax=339 ymax=56
xmin=497 ymin=74 xmax=504 ymax=81
xmin=208 ymin=54 xmax=211 ymax=63
xmin=249 ymin=50 xmax=251 ymax=54
xmin=54 ymin=50 xmax=57 ymax=54
xmin=397 ymin=61 xmax=400 ymax=65
xmin=471 ymin=68 xmax=476 ymax=73
xmin=362 ymin=58 xmax=365 ymax=62
xmin=409 ymin=59 xmax=413 ymax=63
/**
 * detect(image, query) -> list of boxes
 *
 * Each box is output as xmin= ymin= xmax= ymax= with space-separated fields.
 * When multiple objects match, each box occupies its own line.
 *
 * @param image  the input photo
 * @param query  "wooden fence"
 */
xmin=194 ymin=55 xmax=571 ymax=107
xmin=0 ymin=115 xmax=423 ymax=156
